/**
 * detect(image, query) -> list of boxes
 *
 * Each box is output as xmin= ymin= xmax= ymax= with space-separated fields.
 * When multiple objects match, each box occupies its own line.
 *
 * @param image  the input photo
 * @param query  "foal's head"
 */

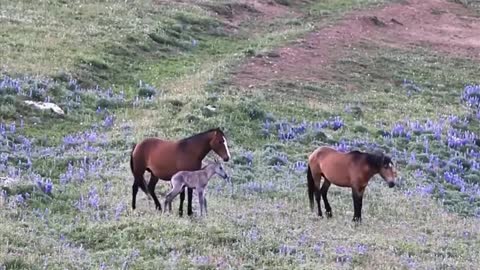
xmin=211 ymin=158 xmax=229 ymax=181
xmin=366 ymin=153 xmax=397 ymax=188
xmin=209 ymin=128 xmax=231 ymax=162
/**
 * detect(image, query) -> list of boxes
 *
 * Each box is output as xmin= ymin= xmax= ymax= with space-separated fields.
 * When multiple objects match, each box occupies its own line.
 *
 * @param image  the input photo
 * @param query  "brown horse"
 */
xmin=307 ymin=146 xmax=397 ymax=222
xmin=129 ymin=128 xmax=231 ymax=216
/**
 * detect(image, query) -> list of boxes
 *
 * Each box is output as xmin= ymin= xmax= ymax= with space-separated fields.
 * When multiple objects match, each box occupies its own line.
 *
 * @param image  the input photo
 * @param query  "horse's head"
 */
xmin=213 ymin=158 xmax=230 ymax=182
xmin=378 ymin=155 xmax=397 ymax=188
xmin=209 ymin=128 xmax=231 ymax=162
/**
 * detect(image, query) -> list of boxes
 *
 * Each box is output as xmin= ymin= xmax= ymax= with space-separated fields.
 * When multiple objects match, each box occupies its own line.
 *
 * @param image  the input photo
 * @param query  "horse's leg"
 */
xmin=164 ymin=183 xmax=183 ymax=214
xmin=314 ymin=178 xmax=323 ymax=217
xmin=132 ymin=174 xmax=147 ymax=210
xmin=187 ymin=187 xmax=194 ymax=216
xmin=320 ymin=180 xmax=332 ymax=218
xmin=198 ymin=189 xmax=204 ymax=217
xmin=179 ymin=189 xmax=185 ymax=217
xmin=204 ymin=196 xmax=207 ymax=216
xmin=351 ymin=187 xmax=365 ymax=223
xmin=148 ymin=175 xmax=162 ymax=211
xmin=132 ymin=182 xmax=139 ymax=210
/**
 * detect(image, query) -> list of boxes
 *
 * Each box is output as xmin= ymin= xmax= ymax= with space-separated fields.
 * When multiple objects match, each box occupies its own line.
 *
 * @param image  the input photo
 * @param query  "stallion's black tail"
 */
xmin=130 ymin=143 xmax=150 ymax=197
xmin=307 ymin=165 xmax=315 ymax=212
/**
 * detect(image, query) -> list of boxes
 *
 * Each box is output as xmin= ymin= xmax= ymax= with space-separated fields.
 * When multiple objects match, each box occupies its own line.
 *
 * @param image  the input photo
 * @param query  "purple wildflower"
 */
xmin=278 ymin=244 xmax=296 ymax=256
xmin=115 ymin=203 xmax=125 ymax=221
xmin=88 ymin=186 xmax=100 ymax=209
xmin=356 ymin=243 xmax=368 ymax=255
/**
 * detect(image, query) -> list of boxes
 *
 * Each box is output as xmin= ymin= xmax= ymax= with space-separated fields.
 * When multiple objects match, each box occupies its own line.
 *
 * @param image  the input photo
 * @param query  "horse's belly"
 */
xmin=321 ymin=166 xmax=351 ymax=187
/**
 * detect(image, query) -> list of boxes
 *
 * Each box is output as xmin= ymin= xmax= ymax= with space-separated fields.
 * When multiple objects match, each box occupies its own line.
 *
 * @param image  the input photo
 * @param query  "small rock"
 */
xmin=267 ymin=52 xmax=281 ymax=58
xmin=0 ymin=177 xmax=19 ymax=186
xmin=24 ymin=101 xmax=64 ymax=115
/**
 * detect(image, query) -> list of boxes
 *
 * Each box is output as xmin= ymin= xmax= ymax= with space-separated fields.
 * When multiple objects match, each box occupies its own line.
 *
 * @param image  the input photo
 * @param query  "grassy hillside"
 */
xmin=1 ymin=0 xmax=480 ymax=269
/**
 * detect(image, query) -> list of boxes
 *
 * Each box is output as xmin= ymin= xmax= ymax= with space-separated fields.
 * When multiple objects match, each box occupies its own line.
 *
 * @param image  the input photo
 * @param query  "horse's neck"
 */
xmin=203 ymin=165 xmax=217 ymax=179
xmin=183 ymin=133 xmax=212 ymax=161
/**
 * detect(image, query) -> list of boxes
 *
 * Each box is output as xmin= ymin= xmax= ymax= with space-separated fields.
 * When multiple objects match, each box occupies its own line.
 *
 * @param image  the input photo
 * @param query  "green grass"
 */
xmin=2 ymin=0 xmax=480 ymax=269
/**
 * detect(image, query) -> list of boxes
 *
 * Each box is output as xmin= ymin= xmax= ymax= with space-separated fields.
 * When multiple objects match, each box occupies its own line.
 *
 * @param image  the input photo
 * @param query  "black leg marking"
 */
xmin=179 ymin=189 xmax=185 ymax=217
xmin=187 ymin=187 xmax=194 ymax=216
xmin=132 ymin=183 xmax=139 ymax=210
xmin=148 ymin=176 xmax=161 ymax=211
xmin=320 ymin=180 xmax=332 ymax=218
xmin=315 ymin=188 xmax=322 ymax=217
xmin=352 ymin=188 xmax=364 ymax=223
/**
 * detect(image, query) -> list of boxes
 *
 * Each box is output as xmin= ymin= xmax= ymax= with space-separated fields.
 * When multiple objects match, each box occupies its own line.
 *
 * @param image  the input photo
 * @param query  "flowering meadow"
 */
xmin=1 ymin=0 xmax=480 ymax=269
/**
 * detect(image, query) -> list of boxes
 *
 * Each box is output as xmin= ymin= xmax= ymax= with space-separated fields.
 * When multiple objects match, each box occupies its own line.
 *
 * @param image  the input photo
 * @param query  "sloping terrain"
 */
xmin=233 ymin=0 xmax=480 ymax=88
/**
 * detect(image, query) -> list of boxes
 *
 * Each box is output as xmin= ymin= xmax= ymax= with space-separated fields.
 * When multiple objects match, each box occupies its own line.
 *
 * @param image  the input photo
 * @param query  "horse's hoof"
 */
xmin=352 ymin=217 xmax=362 ymax=223
xmin=326 ymin=212 xmax=332 ymax=218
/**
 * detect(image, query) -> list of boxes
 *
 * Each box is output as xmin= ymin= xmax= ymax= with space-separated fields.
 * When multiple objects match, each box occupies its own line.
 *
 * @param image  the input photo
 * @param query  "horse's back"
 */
xmin=308 ymin=146 xmax=338 ymax=163
xmin=132 ymin=137 xmax=181 ymax=179
xmin=308 ymin=146 xmax=353 ymax=187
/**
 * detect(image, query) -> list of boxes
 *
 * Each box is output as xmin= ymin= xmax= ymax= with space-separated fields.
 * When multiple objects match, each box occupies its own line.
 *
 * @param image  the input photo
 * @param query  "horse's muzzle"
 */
xmin=223 ymin=157 xmax=230 ymax=162
xmin=388 ymin=182 xmax=395 ymax=188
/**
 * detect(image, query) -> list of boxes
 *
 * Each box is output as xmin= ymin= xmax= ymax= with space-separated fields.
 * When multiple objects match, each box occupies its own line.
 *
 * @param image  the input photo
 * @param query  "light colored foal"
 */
xmin=163 ymin=160 xmax=230 ymax=216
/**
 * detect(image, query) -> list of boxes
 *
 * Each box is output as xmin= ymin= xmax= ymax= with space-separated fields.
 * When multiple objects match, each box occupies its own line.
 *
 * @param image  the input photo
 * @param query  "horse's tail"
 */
xmin=130 ymin=143 xmax=150 ymax=197
xmin=129 ymin=143 xmax=136 ymax=175
xmin=307 ymin=164 xmax=315 ymax=212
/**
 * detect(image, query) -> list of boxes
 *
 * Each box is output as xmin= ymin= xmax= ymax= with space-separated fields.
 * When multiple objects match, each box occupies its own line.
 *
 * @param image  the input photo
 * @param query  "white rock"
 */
xmin=204 ymin=105 xmax=217 ymax=112
xmin=0 ymin=176 xmax=19 ymax=186
xmin=24 ymin=101 xmax=64 ymax=115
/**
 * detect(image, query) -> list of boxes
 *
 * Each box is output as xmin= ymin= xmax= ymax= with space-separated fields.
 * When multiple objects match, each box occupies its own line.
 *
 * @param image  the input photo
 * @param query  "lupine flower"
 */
xmin=243 ymin=228 xmax=259 ymax=242
xmin=243 ymin=151 xmax=254 ymax=167
xmin=355 ymin=243 xmax=368 ymax=255
xmin=35 ymin=175 xmax=53 ymax=195
xmin=292 ymin=161 xmax=307 ymax=172
xmin=88 ymin=186 xmax=100 ymax=209
xmin=103 ymin=114 xmax=115 ymax=128
xmin=335 ymin=246 xmax=352 ymax=264
xmin=115 ymin=203 xmax=125 ymax=221
xmin=278 ymin=244 xmax=296 ymax=256
xmin=313 ymin=242 xmax=324 ymax=256
xmin=192 ymin=255 xmax=209 ymax=265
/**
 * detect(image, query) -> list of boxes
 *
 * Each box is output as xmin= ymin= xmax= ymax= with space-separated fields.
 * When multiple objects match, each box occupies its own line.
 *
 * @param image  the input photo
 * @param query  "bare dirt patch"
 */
xmin=201 ymin=0 xmax=297 ymax=29
xmin=232 ymin=0 xmax=480 ymax=88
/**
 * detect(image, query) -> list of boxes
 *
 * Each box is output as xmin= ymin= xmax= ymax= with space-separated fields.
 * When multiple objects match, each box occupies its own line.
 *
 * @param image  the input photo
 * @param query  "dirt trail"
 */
xmin=232 ymin=0 xmax=480 ymax=88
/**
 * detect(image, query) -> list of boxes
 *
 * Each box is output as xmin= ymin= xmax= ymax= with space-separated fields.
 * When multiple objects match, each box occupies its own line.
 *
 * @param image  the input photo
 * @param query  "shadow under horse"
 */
xmin=307 ymin=146 xmax=397 ymax=222
xmin=129 ymin=128 xmax=231 ymax=216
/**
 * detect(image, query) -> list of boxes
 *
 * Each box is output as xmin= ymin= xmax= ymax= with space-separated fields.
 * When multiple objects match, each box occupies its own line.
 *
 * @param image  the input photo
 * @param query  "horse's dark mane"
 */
xmin=348 ymin=150 xmax=391 ymax=170
xmin=179 ymin=128 xmax=223 ymax=143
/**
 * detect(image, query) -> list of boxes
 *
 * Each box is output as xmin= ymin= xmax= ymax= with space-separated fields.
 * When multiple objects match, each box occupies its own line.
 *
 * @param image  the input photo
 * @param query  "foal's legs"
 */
xmin=198 ymin=189 xmax=205 ymax=217
xmin=204 ymin=195 xmax=207 ymax=216
xmin=148 ymin=175 xmax=162 ymax=211
xmin=351 ymin=187 xmax=365 ymax=222
xmin=164 ymin=183 xmax=184 ymax=213
xmin=320 ymin=179 xmax=332 ymax=218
